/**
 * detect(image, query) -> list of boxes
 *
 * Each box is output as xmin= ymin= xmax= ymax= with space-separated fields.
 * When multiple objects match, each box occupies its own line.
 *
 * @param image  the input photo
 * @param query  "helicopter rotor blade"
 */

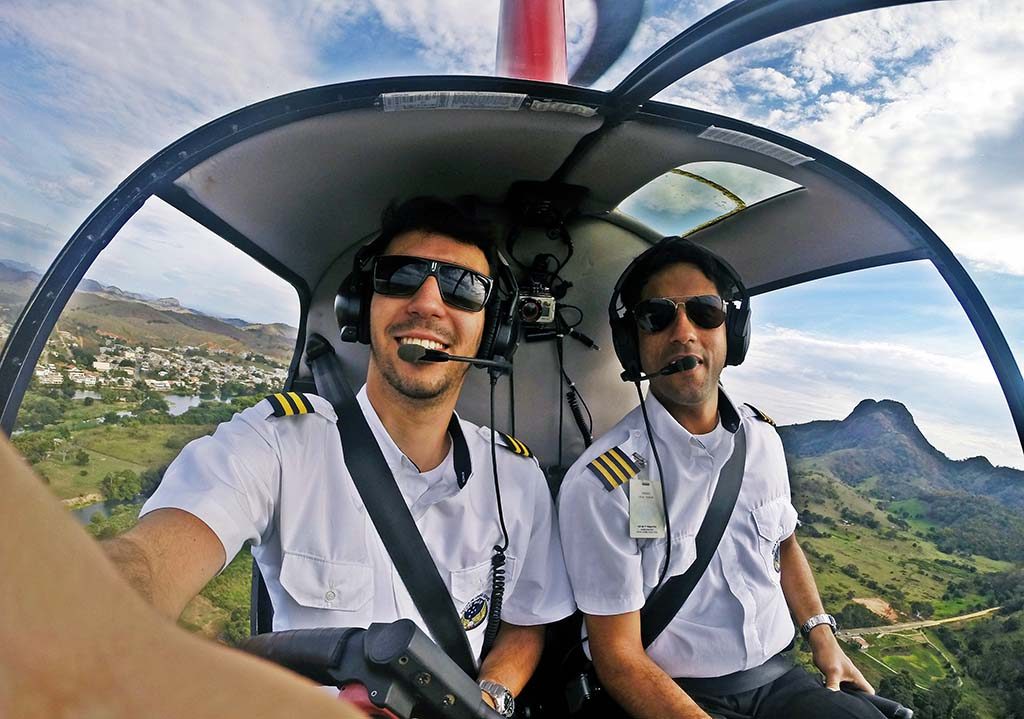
xmin=569 ymin=0 xmax=646 ymax=86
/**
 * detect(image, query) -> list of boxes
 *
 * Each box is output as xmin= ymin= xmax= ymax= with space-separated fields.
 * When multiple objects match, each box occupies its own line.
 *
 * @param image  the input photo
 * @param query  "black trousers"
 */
xmin=686 ymin=666 xmax=887 ymax=719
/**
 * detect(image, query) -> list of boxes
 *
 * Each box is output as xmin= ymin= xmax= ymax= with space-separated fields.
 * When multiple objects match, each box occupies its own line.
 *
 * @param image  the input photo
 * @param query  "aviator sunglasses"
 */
xmin=633 ymin=295 xmax=727 ymax=333
xmin=372 ymin=254 xmax=494 ymax=312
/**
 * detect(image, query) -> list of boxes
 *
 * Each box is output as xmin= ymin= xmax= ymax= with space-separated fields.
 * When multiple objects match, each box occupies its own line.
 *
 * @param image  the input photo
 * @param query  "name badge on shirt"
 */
xmin=629 ymin=471 xmax=666 ymax=538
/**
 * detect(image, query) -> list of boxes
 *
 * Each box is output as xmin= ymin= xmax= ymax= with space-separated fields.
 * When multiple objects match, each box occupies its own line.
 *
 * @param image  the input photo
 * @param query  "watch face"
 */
xmin=481 ymin=681 xmax=514 ymax=717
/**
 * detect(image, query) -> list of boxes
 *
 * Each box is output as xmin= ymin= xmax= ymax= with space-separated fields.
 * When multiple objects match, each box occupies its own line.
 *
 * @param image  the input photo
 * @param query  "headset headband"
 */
xmin=609 ymin=237 xmax=751 ymax=378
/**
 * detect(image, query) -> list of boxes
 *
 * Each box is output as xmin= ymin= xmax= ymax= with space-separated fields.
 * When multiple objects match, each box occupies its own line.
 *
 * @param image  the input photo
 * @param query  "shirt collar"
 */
xmin=356 ymin=385 xmax=472 ymax=487
xmin=645 ymin=385 xmax=741 ymax=448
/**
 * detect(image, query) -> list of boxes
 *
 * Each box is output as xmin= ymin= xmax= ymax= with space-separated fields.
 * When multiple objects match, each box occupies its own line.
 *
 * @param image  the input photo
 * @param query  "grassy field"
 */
xmin=35 ymin=422 xmax=217 ymax=499
xmin=790 ymin=464 xmax=1012 ymax=620
xmin=862 ymin=632 xmax=951 ymax=683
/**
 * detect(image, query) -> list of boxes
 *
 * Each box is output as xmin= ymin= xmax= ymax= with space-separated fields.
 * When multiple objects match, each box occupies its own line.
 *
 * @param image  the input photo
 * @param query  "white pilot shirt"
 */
xmin=142 ymin=386 xmax=576 ymax=663
xmin=557 ymin=388 xmax=799 ymax=679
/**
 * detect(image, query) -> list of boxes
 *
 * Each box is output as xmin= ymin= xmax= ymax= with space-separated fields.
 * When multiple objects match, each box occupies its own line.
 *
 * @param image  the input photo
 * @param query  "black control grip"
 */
xmin=241 ymin=627 xmax=361 ymax=686
xmin=364 ymin=620 xmax=501 ymax=719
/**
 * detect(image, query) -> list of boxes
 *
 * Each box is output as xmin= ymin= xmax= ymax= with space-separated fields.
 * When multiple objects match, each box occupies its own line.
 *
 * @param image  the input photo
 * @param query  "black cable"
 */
xmin=482 ymin=371 xmax=510 ymax=656
xmin=558 ymin=303 xmax=584 ymax=329
xmin=635 ymin=382 xmax=673 ymax=594
xmin=556 ymin=335 xmax=565 ymax=468
xmin=576 ymin=382 xmax=594 ymax=435
xmin=566 ymin=388 xmax=592 ymax=447
xmin=508 ymin=364 xmax=516 ymax=437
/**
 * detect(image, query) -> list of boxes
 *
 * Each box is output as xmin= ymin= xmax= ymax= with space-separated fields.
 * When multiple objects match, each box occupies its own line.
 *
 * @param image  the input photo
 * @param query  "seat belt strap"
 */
xmin=305 ymin=334 xmax=477 ymax=676
xmin=640 ymin=425 xmax=746 ymax=649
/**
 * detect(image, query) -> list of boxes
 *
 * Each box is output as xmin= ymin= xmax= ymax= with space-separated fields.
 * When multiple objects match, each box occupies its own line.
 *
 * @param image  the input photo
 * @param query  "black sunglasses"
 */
xmin=372 ymin=254 xmax=494 ymax=312
xmin=634 ymin=295 xmax=727 ymax=333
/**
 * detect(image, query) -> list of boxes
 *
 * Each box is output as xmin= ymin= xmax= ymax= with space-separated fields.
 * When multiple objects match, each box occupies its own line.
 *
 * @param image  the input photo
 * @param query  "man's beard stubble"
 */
xmin=370 ymin=338 xmax=469 ymax=401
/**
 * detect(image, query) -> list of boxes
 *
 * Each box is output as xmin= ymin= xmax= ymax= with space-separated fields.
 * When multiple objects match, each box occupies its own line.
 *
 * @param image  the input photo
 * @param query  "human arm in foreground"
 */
xmin=0 ymin=434 xmax=364 ymax=719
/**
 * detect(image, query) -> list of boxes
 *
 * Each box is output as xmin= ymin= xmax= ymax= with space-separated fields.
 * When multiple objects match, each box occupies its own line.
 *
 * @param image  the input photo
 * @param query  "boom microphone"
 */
xmin=621 ymin=355 xmax=699 ymax=383
xmin=397 ymin=343 xmax=512 ymax=372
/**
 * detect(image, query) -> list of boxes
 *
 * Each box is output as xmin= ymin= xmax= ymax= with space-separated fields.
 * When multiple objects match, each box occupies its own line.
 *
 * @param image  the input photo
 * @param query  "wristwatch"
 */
xmin=479 ymin=679 xmax=515 ymax=718
xmin=800 ymin=613 xmax=838 ymax=638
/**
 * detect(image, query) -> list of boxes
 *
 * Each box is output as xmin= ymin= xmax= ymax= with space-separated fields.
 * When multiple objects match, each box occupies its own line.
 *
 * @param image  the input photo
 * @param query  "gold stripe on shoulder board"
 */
xmin=744 ymin=403 xmax=776 ymax=427
xmin=266 ymin=392 xmax=316 ymax=418
xmin=587 ymin=446 xmax=641 ymax=492
xmin=496 ymin=431 xmax=532 ymax=458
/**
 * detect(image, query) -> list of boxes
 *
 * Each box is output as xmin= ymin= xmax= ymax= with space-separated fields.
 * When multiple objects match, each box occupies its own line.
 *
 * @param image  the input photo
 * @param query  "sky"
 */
xmin=1 ymin=0 xmax=1023 ymax=468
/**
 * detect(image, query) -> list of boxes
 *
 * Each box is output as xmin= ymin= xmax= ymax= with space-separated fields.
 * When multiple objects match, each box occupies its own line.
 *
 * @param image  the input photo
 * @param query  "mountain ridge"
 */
xmin=779 ymin=398 xmax=1024 ymax=509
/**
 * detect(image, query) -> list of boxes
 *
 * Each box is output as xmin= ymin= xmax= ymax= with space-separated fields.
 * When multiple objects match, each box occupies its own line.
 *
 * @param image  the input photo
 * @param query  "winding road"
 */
xmin=839 ymin=606 xmax=1002 ymax=638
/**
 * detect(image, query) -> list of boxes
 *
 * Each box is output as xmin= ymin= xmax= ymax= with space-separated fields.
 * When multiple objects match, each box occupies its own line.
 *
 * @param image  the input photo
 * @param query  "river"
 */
xmin=73 ymin=391 xmax=222 ymax=417
xmin=70 ymin=498 xmax=141 ymax=525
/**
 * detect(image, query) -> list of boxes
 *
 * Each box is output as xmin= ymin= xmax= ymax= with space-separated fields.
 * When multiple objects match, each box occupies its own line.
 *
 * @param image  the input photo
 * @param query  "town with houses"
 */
xmin=3 ymin=322 xmax=289 ymax=396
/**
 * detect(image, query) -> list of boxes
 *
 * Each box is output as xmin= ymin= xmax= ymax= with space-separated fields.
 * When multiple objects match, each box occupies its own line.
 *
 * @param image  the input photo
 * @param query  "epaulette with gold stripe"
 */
xmin=744 ymin=403 xmax=776 ymax=427
xmin=266 ymin=391 xmax=315 ymax=417
xmin=587 ymin=446 xmax=642 ymax=492
xmin=496 ymin=431 xmax=533 ymax=459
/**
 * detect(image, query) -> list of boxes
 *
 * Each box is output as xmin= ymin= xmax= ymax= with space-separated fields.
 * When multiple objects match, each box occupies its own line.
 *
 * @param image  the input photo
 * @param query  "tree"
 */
xmin=138 ymin=394 xmax=170 ymax=414
xmin=140 ymin=466 xmax=167 ymax=497
xmin=878 ymin=671 xmax=916 ymax=711
xmin=100 ymin=470 xmax=141 ymax=501
xmin=911 ymin=600 xmax=934 ymax=619
xmin=74 ymin=449 xmax=90 ymax=466
xmin=18 ymin=395 xmax=63 ymax=428
xmin=61 ymin=372 xmax=76 ymax=398
xmin=83 ymin=395 xmax=95 ymax=406
xmin=13 ymin=433 xmax=53 ymax=464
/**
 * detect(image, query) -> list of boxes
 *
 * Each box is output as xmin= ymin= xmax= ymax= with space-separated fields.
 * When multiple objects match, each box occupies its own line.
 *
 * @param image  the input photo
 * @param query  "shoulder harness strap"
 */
xmin=587 ymin=446 xmax=641 ymax=492
xmin=266 ymin=391 xmax=315 ymax=417
xmin=496 ymin=431 xmax=533 ymax=458
xmin=744 ymin=403 xmax=776 ymax=427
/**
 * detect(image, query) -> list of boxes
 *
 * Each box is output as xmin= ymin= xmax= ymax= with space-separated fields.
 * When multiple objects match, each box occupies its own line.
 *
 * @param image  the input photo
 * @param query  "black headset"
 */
xmin=335 ymin=234 xmax=521 ymax=364
xmin=608 ymin=237 xmax=751 ymax=382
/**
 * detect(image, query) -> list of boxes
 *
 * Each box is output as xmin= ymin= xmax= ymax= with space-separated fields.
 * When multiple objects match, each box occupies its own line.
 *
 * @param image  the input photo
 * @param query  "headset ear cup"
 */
xmin=478 ymin=303 xmax=500 ymax=361
xmin=335 ymin=272 xmax=363 ymax=344
xmin=725 ymin=303 xmax=751 ymax=366
xmin=610 ymin=314 xmax=642 ymax=381
xmin=336 ymin=253 xmax=375 ymax=345
xmin=478 ymin=296 xmax=520 ymax=362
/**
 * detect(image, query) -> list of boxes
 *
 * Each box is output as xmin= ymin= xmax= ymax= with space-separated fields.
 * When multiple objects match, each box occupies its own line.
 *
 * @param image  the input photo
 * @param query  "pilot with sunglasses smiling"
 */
xmin=103 ymin=197 xmax=575 ymax=716
xmin=557 ymin=238 xmax=882 ymax=719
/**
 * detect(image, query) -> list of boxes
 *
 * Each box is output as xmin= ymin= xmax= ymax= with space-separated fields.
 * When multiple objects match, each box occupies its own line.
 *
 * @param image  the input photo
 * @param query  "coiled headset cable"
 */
xmin=482 ymin=369 xmax=511 ymax=656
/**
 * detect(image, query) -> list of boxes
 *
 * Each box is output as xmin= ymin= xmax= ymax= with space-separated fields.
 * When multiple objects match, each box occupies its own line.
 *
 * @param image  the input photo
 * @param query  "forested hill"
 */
xmin=779 ymin=399 xmax=1024 ymax=509
xmin=779 ymin=399 xmax=1024 ymax=562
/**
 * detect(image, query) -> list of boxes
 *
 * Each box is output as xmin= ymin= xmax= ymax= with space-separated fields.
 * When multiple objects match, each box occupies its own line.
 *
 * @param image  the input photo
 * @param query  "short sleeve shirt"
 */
xmin=142 ymin=385 xmax=575 ymax=663
xmin=557 ymin=389 xmax=798 ymax=678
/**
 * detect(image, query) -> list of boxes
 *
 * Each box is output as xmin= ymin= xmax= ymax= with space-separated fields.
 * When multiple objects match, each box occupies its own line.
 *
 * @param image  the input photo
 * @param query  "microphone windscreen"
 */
xmin=397 ymin=343 xmax=427 ymax=363
xmin=680 ymin=355 xmax=699 ymax=371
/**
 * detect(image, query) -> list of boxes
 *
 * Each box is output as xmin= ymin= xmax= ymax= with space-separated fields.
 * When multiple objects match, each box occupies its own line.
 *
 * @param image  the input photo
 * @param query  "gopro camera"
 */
xmin=518 ymin=284 xmax=557 ymax=325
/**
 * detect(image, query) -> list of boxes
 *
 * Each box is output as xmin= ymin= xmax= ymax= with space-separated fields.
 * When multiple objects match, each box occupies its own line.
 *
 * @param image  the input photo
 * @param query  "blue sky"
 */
xmin=1 ymin=0 xmax=1023 ymax=468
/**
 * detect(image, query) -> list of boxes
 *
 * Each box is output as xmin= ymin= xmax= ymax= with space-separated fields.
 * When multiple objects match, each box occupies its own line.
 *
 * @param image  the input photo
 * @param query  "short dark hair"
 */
xmin=376 ymin=196 xmax=495 ymax=273
xmin=621 ymin=238 xmax=738 ymax=310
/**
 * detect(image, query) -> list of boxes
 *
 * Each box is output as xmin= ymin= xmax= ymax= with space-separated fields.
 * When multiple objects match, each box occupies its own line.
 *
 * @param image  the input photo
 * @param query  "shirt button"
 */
xmin=325 ymin=590 xmax=337 ymax=601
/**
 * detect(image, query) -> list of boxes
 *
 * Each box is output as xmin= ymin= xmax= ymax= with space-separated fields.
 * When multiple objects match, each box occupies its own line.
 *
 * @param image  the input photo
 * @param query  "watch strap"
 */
xmin=479 ymin=679 xmax=514 ymax=717
xmin=801 ymin=613 xmax=837 ymax=637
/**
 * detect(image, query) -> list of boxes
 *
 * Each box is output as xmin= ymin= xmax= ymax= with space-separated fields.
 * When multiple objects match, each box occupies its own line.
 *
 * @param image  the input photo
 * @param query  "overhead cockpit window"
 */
xmin=617 ymin=161 xmax=802 ymax=237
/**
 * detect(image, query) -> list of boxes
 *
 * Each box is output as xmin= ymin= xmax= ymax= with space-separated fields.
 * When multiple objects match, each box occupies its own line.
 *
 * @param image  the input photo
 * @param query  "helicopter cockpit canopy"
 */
xmin=2 ymin=0 xmax=1021 ymax=469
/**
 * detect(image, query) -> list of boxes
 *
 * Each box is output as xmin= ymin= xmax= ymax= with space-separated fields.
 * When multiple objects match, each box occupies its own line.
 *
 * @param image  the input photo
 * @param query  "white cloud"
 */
xmin=86 ymin=199 xmax=300 ymax=326
xmin=370 ymin=0 xmax=498 ymax=74
xmin=726 ymin=324 xmax=1023 ymax=469
xmin=738 ymin=67 xmax=803 ymax=102
xmin=650 ymin=2 xmax=1024 ymax=277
